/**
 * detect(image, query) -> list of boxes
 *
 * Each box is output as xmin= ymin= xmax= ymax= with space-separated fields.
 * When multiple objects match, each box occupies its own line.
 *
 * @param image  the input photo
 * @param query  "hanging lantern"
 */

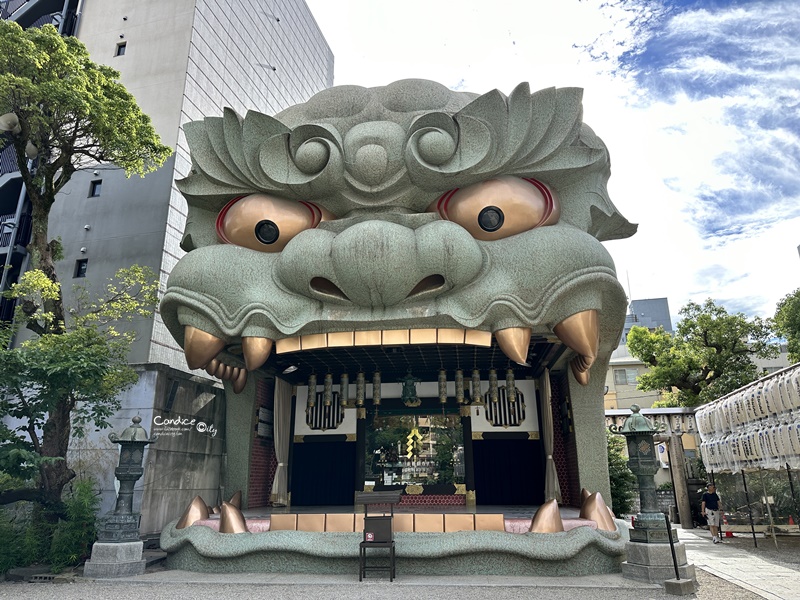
xmin=307 ymin=373 xmax=317 ymax=408
xmin=372 ymin=371 xmax=381 ymax=406
xmin=340 ymin=373 xmax=349 ymax=407
xmin=438 ymin=369 xmax=448 ymax=404
xmin=506 ymin=368 xmax=516 ymax=403
xmin=489 ymin=369 xmax=498 ymax=403
xmin=455 ymin=369 xmax=465 ymax=404
xmin=356 ymin=372 xmax=365 ymax=406
xmin=471 ymin=369 xmax=483 ymax=404
xmin=323 ymin=373 xmax=333 ymax=406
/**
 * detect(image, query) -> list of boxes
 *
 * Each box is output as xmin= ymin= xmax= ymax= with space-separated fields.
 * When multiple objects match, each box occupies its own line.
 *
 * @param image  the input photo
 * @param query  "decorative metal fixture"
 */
xmin=323 ymin=373 xmax=333 ymax=406
xmin=340 ymin=373 xmax=349 ymax=406
xmin=399 ymin=371 xmax=421 ymax=407
xmin=372 ymin=371 xmax=381 ymax=406
xmin=471 ymin=369 xmax=483 ymax=405
xmin=489 ymin=369 xmax=499 ymax=403
xmin=438 ymin=369 xmax=447 ymax=404
xmin=506 ymin=368 xmax=516 ymax=403
xmin=307 ymin=373 xmax=317 ymax=408
xmin=356 ymin=371 xmax=365 ymax=406
xmin=455 ymin=369 xmax=465 ymax=404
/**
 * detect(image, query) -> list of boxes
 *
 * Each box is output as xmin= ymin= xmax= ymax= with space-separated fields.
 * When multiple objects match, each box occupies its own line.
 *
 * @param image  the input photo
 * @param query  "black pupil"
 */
xmin=255 ymin=220 xmax=280 ymax=244
xmin=478 ymin=206 xmax=504 ymax=232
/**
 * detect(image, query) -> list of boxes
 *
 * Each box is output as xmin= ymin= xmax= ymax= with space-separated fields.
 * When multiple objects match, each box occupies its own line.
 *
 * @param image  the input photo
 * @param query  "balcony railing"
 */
xmin=0 ymin=0 xmax=30 ymax=19
xmin=0 ymin=296 xmax=16 ymax=323
xmin=0 ymin=212 xmax=31 ymax=249
xmin=0 ymin=144 xmax=19 ymax=177
xmin=0 ymin=213 xmax=16 ymax=247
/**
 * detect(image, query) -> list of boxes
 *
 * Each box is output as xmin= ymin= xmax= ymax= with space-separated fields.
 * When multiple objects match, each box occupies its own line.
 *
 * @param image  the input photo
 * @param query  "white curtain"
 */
xmin=270 ymin=377 xmax=292 ymax=506
xmin=540 ymin=368 xmax=562 ymax=503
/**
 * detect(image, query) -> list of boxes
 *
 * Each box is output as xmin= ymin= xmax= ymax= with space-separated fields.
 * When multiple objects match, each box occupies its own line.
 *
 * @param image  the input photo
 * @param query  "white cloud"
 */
xmin=302 ymin=0 xmax=800 ymax=319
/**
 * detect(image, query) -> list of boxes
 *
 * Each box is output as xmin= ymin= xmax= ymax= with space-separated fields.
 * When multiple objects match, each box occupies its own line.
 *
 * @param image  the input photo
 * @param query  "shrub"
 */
xmin=0 ymin=510 xmax=24 ymax=574
xmin=607 ymin=432 xmax=637 ymax=515
xmin=49 ymin=479 xmax=100 ymax=572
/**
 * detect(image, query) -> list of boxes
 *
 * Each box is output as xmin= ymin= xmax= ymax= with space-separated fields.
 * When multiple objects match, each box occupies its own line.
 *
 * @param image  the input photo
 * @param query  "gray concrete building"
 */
xmin=2 ymin=0 xmax=332 ymax=533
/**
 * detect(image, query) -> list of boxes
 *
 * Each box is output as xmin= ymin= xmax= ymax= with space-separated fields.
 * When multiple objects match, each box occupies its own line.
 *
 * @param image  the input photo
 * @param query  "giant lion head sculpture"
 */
xmin=161 ymin=80 xmax=635 ymax=393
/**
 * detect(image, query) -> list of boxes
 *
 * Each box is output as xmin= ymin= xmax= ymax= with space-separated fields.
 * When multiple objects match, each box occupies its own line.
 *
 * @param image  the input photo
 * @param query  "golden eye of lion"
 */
xmin=429 ymin=176 xmax=559 ymax=241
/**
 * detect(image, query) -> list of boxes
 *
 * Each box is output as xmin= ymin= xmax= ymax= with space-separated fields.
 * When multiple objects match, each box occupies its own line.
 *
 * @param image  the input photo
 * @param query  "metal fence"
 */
xmin=0 ymin=144 xmax=18 ymax=177
xmin=0 ymin=0 xmax=29 ymax=19
xmin=710 ymin=467 xmax=800 ymax=536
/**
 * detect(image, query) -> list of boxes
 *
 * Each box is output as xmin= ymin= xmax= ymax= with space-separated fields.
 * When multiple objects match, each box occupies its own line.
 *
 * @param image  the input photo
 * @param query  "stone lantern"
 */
xmin=84 ymin=416 xmax=156 ymax=578
xmin=609 ymin=404 xmax=669 ymax=542
xmin=609 ymin=405 xmax=696 ymax=588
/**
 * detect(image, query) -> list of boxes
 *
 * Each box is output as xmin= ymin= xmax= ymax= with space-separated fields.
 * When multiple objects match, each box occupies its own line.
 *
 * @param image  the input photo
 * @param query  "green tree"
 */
xmin=0 ymin=266 xmax=158 ymax=508
xmin=0 ymin=23 xmax=171 ymax=299
xmin=607 ymin=432 xmax=636 ymax=515
xmin=0 ymin=21 xmax=169 ymax=512
xmin=627 ymin=299 xmax=776 ymax=407
xmin=429 ymin=414 xmax=462 ymax=485
xmin=774 ymin=288 xmax=800 ymax=363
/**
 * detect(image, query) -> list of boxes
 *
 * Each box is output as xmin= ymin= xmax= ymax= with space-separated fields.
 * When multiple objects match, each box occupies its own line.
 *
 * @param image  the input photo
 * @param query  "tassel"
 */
xmin=489 ymin=369 xmax=498 ymax=403
xmin=455 ymin=369 xmax=465 ymax=404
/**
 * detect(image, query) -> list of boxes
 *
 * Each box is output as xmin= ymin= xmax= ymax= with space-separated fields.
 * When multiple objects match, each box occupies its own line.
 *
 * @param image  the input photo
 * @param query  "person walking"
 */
xmin=701 ymin=483 xmax=723 ymax=543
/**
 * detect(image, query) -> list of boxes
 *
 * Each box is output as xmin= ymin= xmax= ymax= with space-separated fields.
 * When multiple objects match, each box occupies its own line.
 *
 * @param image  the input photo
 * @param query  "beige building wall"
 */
xmin=147 ymin=0 xmax=334 ymax=371
xmin=73 ymin=0 xmax=334 ymax=373
xmin=75 ymin=0 xmax=196 ymax=148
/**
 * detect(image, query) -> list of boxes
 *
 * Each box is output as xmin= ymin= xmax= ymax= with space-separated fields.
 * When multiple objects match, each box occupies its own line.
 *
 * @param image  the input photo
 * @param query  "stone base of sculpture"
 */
xmin=621 ymin=540 xmax=696 ymax=586
xmin=83 ymin=541 xmax=146 ymax=578
xmin=160 ymin=520 xmax=628 ymax=576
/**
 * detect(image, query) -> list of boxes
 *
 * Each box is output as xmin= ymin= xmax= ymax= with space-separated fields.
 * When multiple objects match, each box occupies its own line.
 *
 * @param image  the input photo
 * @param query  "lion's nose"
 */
xmin=275 ymin=220 xmax=483 ymax=308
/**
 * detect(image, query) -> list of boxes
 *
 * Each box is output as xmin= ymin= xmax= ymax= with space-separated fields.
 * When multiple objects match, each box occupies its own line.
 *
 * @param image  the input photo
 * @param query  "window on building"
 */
xmin=613 ymin=368 xmax=638 ymax=386
xmin=74 ymin=258 xmax=88 ymax=278
xmin=115 ymin=42 xmax=127 ymax=56
xmin=89 ymin=180 xmax=102 ymax=197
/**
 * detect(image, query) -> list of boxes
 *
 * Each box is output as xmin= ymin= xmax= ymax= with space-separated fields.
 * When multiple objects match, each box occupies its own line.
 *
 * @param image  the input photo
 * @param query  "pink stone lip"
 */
xmin=193 ymin=516 xmax=599 ymax=534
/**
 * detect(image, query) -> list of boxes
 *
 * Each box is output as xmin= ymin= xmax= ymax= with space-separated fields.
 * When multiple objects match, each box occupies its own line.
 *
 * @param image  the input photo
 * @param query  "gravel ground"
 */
xmin=0 ymin=569 xmax=765 ymax=600
xmin=717 ymin=531 xmax=800 ymax=571
xmin=3 ymin=535 xmax=797 ymax=600
xmin=0 ymin=580 xmax=682 ymax=600
xmin=694 ymin=568 xmax=761 ymax=600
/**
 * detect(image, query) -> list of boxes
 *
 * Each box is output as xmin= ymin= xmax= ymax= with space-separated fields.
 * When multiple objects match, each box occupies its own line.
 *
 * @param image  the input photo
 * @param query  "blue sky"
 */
xmin=304 ymin=0 xmax=799 ymax=321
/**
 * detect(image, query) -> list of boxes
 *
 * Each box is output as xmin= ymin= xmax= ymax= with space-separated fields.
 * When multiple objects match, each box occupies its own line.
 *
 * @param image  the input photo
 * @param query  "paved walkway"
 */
xmin=677 ymin=528 xmax=800 ymax=600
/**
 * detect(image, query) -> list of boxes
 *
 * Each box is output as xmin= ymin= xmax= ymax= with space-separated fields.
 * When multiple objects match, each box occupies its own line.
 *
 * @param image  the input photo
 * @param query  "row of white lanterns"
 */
xmin=697 ymin=364 xmax=800 ymax=473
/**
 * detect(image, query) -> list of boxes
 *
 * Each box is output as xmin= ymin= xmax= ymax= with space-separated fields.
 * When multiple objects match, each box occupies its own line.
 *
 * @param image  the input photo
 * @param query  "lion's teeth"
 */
xmin=184 ymin=326 xmax=225 ymax=370
xmin=242 ymin=337 xmax=273 ymax=371
xmin=494 ymin=327 xmax=531 ymax=365
xmin=553 ymin=310 xmax=598 ymax=385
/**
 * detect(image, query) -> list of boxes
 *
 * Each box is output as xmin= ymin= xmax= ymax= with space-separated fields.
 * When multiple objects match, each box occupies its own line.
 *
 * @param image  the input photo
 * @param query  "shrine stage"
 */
xmin=160 ymin=504 xmax=629 ymax=576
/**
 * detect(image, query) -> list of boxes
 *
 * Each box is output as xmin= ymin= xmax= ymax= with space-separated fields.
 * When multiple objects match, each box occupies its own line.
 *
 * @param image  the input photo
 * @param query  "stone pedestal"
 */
xmin=83 ymin=541 xmax=146 ymax=578
xmin=629 ymin=525 xmax=678 ymax=543
xmin=621 ymin=540 xmax=696 ymax=585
